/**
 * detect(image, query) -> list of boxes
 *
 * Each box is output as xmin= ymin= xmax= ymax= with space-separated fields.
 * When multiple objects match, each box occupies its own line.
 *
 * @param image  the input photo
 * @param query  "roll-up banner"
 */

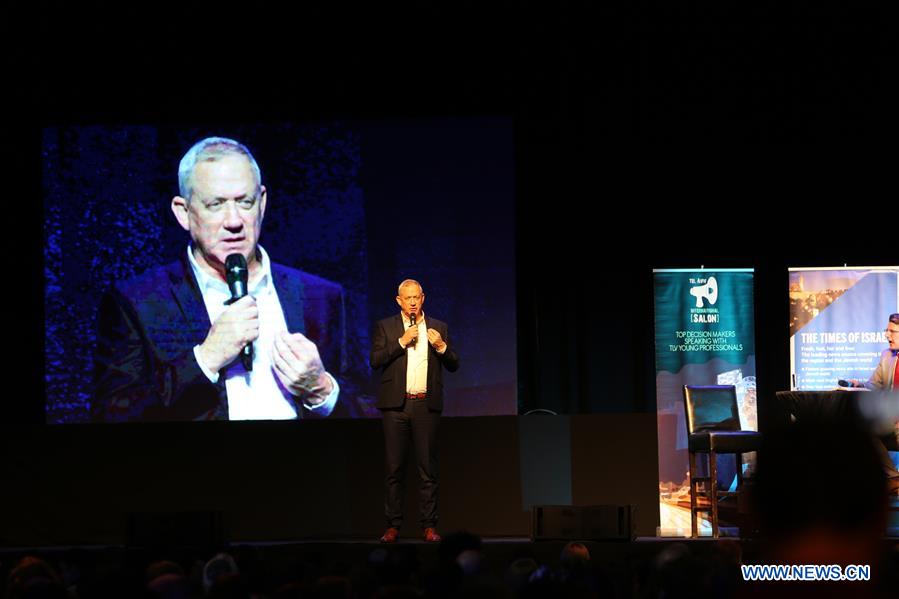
xmin=789 ymin=266 xmax=899 ymax=390
xmin=653 ymin=269 xmax=757 ymax=536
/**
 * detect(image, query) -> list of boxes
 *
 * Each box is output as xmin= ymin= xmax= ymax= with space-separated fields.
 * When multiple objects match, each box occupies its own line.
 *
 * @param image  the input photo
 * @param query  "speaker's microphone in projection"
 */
xmin=225 ymin=253 xmax=253 ymax=371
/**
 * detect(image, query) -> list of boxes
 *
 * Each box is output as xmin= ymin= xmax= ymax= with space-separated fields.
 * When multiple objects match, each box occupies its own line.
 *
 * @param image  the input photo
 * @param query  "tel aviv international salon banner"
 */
xmin=653 ymin=269 xmax=757 ymax=536
xmin=789 ymin=266 xmax=899 ymax=390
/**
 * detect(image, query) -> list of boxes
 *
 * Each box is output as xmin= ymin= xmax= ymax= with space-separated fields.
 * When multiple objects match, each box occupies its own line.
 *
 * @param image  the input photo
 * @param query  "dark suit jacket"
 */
xmin=369 ymin=314 xmax=459 ymax=412
xmin=92 ymin=253 xmax=346 ymax=422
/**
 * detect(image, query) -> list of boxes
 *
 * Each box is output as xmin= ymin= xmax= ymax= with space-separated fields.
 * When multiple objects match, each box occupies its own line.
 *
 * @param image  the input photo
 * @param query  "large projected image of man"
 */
xmin=93 ymin=137 xmax=343 ymax=421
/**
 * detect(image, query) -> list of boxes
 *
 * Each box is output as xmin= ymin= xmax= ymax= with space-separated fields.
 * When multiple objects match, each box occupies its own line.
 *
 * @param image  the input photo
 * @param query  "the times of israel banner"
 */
xmin=653 ymin=269 xmax=757 ymax=536
xmin=789 ymin=266 xmax=899 ymax=390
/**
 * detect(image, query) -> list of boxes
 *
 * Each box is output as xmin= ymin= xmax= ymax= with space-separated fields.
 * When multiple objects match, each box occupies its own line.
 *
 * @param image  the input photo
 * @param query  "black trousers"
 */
xmin=382 ymin=398 xmax=440 ymax=529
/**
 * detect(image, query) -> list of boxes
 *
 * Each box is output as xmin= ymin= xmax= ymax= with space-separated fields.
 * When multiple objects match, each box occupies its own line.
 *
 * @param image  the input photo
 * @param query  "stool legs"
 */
xmin=689 ymin=450 xmax=729 ymax=538
xmin=688 ymin=451 xmax=698 ymax=538
xmin=709 ymin=451 xmax=719 ymax=538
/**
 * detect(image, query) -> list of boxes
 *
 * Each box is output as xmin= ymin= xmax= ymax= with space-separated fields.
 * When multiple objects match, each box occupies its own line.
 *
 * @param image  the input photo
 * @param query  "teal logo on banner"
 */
xmin=653 ymin=269 xmax=757 ymax=535
xmin=655 ymin=271 xmax=755 ymax=374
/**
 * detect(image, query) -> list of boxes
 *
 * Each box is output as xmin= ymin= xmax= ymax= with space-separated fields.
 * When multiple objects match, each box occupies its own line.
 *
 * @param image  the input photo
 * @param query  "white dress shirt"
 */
xmin=399 ymin=312 xmax=447 ymax=394
xmin=400 ymin=313 xmax=429 ymax=394
xmin=188 ymin=245 xmax=338 ymax=420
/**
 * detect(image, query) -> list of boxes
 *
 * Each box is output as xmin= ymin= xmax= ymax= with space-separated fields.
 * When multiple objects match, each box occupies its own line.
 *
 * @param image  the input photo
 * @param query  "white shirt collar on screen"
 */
xmin=188 ymin=245 xmax=272 ymax=298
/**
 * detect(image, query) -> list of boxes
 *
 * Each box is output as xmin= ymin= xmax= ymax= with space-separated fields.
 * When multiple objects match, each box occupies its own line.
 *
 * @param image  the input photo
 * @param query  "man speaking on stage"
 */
xmin=93 ymin=137 xmax=343 ymax=421
xmin=860 ymin=313 xmax=899 ymax=392
xmin=370 ymin=280 xmax=459 ymax=543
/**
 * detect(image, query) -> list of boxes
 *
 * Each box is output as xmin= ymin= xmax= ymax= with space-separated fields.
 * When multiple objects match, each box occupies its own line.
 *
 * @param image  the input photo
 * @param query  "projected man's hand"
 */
xmin=199 ymin=295 xmax=259 ymax=372
xmin=272 ymin=331 xmax=333 ymax=404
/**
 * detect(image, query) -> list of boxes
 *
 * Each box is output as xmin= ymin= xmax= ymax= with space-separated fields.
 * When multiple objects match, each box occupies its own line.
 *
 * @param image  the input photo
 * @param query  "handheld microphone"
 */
xmin=409 ymin=312 xmax=417 ymax=346
xmin=225 ymin=253 xmax=253 ymax=371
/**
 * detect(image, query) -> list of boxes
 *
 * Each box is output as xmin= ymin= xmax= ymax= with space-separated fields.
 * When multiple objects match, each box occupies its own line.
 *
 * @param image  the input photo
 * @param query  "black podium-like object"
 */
xmin=775 ymin=389 xmax=899 ymax=536
xmin=774 ymin=389 xmax=897 ymax=448
xmin=774 ymin=389 xmax=860 ymax=424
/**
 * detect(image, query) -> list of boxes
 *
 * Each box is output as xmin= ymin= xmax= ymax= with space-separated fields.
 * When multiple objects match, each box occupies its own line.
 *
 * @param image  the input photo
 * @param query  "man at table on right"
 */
xmin=848 ymin=312 xmax=899 ymax=494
